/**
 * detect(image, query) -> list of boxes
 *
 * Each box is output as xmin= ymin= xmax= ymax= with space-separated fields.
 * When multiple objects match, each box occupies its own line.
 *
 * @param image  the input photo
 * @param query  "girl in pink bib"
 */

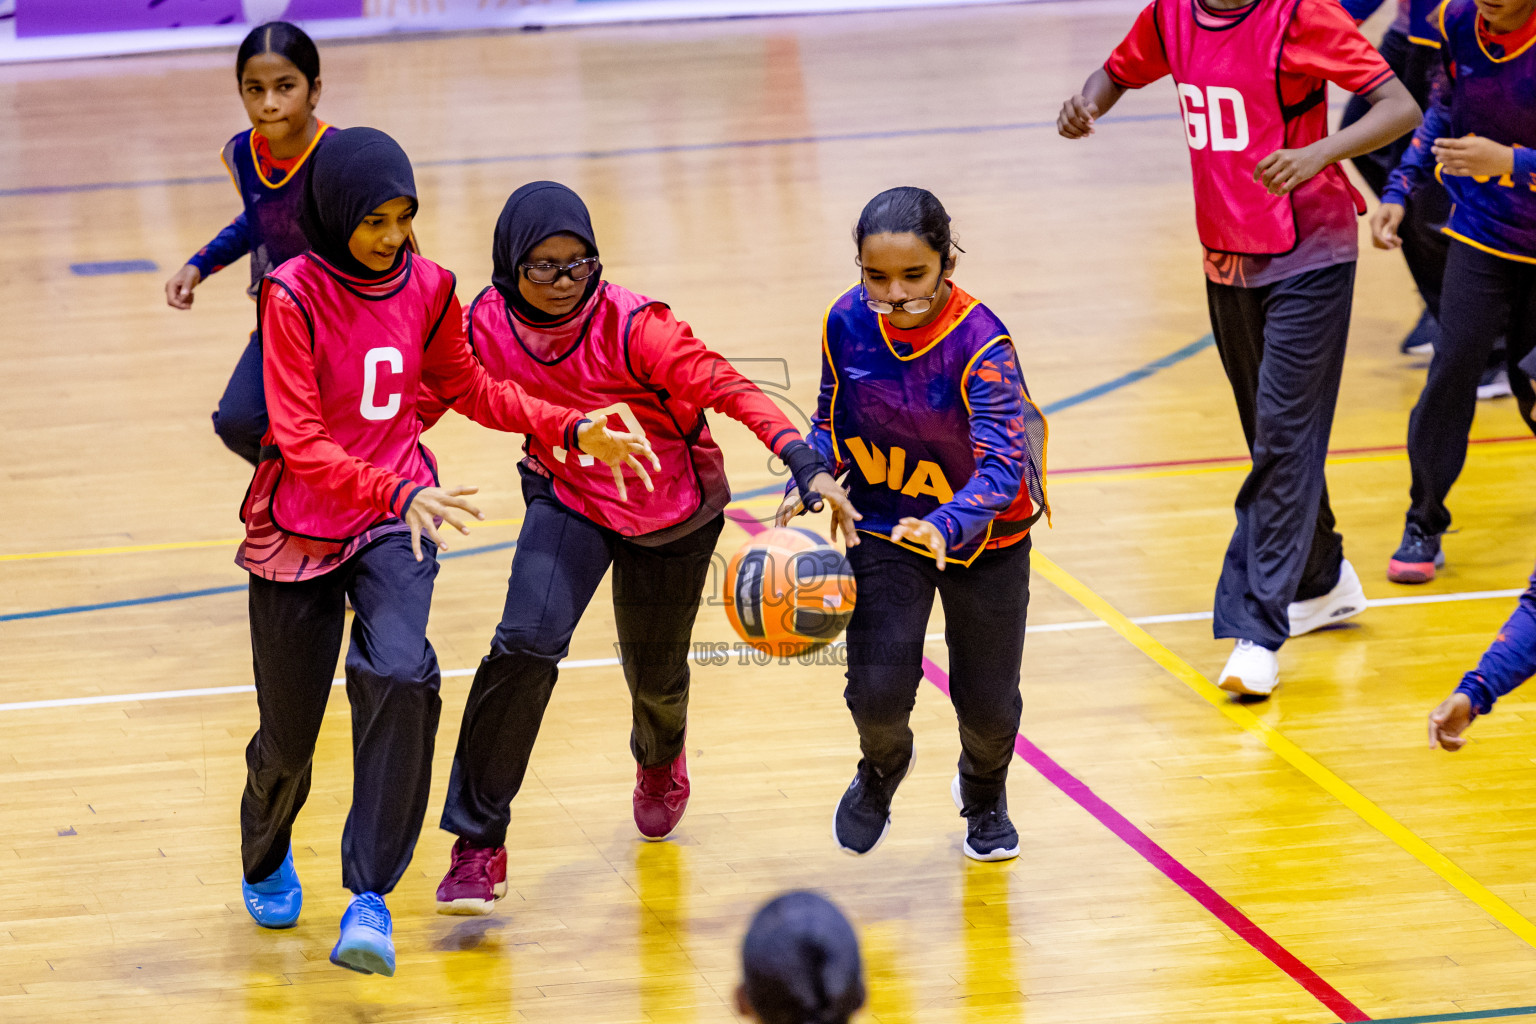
xmin=432 ymin=182 xmax=856 ymax=916
xmin=236 ymin=134 xmax=647 ymax=977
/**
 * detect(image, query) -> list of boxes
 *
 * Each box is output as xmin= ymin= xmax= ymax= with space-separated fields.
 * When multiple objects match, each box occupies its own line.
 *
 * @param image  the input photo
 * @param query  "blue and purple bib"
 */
xmin=821 ymin=284 xmax=1047 ymax=566
xmin=221 ymin=124 xmax=332 ymax=296
xmin=1435 ymin=0 xmax=1536 ymax=261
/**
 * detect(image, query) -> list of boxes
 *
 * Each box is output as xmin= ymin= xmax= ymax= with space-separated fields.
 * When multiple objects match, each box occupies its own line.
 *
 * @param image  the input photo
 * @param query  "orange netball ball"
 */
xmin=724 ymin=527 xmax=857 ymax=657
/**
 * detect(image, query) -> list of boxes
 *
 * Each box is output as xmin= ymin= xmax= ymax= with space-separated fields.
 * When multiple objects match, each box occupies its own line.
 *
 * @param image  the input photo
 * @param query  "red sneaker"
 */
xmin=434 ymin=838 xmax=508 ymax=916
xmin=633 ymin=748 xmax=690 ymax=841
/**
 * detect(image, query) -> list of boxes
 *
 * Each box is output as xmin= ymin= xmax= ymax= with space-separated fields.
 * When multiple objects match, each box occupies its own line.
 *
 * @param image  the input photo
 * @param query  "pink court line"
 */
xmin=725 ymin=510 xmax=1367 ymax=1021
xmin=924 ymin=655 xmax=1367 ymax=1022
xmin=1051 ymin=433 xmax=1534 ymax=476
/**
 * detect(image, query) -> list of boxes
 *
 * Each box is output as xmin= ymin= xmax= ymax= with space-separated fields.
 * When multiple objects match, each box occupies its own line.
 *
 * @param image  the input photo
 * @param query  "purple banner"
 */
xmin=18 ymin=0 xmax=363 ymax=38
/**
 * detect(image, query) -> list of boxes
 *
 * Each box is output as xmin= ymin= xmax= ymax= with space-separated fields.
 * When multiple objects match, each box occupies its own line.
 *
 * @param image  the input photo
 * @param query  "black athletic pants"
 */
xmin=1340 ymin=28 xmax=1451 ymax=318
xmin=213 ymin=331 xmax=267 ymax=466
xmin=241 ymin=531 xmax=442 ymax=895
xmin=440 ymin=466 xmax=724 ymax=848
xmin=1406 ymin=241 xmax=1536 ymax=535
xmin=842 ymin=532 xmax=1030 ymax=810
xmin=1206 ymin=262 xmax=1353 ymax=650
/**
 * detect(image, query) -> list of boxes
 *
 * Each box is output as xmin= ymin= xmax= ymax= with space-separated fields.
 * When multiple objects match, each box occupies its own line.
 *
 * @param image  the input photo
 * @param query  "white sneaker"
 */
xmin=1218 ymin=640 xmax=1279 ymax=697
xmin=1287 ymin=559 xmax=1367 ymax=637
xmin=1477 ymin=365 xmax=1512 ymax=400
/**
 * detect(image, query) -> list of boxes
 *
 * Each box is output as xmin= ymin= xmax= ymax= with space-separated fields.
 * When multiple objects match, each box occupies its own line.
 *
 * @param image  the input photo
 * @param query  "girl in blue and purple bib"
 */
xmin=163 ymin=22 xmax=332 ymax=465
xmin=1373 ymin=0 xmax=1536 ymax=584
xmin=777 ymin=187 xmax=1048 ymax=863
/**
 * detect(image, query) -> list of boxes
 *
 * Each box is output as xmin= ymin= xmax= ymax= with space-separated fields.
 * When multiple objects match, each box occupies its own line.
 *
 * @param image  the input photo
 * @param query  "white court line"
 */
xmin=0 ymin=587 xmax=1522 ymax=715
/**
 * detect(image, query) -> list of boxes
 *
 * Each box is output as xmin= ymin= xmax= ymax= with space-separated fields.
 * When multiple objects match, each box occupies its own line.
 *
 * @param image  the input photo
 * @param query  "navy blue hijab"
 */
xmin=491 ymin=181 xmax=602 ymax=324
xmin=300 ymin=126 xmax=417 ymax=280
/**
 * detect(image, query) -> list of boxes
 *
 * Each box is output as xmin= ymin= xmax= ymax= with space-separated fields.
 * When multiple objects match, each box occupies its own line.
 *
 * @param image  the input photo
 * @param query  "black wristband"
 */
xmin=780 ymin=440 xmax=830 ymax=512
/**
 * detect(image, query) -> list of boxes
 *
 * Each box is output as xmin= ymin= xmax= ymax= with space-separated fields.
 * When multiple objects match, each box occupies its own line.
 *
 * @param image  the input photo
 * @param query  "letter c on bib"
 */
xmin=361 ymin=347 xmax=404 ymax=422
xmin=1178 ymin=83 xmax=1208 ymax=151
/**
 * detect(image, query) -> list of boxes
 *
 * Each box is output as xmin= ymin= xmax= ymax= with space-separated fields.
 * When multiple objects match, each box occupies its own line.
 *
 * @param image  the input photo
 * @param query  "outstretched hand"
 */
xmin=776 ymin=473 xmax=862 ymax=547
xmin=404 ymin=485 xmax=483 ymax=561
xmin=576 ymin=419 xmax=661 ymax=503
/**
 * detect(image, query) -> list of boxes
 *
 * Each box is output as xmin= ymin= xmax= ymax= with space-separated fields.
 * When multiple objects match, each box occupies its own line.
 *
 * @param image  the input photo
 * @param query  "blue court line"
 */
xmin=0 ymin=583 xmax=247 ymax=622
xmin=1040 ymin=333 xmax=1215 ymax=416
xmin=0 ymin=332 xmax=1216 ymax=623
xmin=0 ymin=112 xmax=1182 ymax=200
xmin=71 ymin=259 xmax=159 ymax=276
xmin=1351 ymin=1005 xmax=1536 ymax=1024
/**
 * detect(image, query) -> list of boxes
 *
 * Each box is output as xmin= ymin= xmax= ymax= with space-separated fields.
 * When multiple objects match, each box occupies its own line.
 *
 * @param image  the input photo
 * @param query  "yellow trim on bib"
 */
xmin=249 ymin=122 xmax=331 ymax=190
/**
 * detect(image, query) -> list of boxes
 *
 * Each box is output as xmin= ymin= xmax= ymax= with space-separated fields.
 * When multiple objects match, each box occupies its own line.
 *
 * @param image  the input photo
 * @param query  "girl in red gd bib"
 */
xmin=431 ymin=182 xmax=857 ymax=915
xmin=1058 ymin=0 xmax=1421 ymax=696
xmin=235 ymin=132 xmax=650 ymax=976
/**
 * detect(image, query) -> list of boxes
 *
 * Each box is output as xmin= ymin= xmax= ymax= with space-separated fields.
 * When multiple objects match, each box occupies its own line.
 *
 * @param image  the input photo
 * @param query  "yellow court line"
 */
xmin=0 ymin=516 xmax=526 ymax=562
xmin=1033 ymin=550 xmax=1536 ymax=951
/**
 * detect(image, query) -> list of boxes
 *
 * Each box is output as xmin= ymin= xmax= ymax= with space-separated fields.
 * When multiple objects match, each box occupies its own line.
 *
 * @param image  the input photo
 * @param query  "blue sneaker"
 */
xmin=241 ymin=848 xmax=302 ymax=929
xmin=330 ymin=892 xmax=395 ymax=976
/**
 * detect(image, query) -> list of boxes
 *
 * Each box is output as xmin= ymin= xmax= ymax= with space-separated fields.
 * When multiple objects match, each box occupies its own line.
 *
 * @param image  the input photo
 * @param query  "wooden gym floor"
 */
xmin=3 ymin=1 xmax=1536 ymax=1021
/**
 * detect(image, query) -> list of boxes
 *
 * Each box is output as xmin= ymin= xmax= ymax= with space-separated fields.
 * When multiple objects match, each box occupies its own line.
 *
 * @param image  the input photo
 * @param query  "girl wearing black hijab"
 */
xmin=431 ymin=181 xmax=858 ymax=915
xmin=238 ymin=133 xmax=650 ymax=976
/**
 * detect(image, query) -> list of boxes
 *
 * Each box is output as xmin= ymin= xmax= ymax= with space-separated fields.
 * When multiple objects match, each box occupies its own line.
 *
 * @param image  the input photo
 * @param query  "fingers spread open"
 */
xmin=625 ymin=453 xmax=655 ymax=493
xmin=442 ymin=493 xmax=484 ymax=519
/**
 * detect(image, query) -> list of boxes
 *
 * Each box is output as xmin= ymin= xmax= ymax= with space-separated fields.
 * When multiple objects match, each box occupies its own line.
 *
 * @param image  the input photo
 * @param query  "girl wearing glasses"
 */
xmin=432 ymin=181 xmax=858 ymax=915
xmin=775 ymin=186 xmax=1048 ymax=862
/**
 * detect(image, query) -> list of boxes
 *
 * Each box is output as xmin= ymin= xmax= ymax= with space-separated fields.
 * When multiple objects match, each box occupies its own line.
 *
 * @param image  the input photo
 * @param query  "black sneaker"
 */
xmin=1400 ymin=310 xmax=1439 ymax=355
xmin=950 ymin=774 xmax=1020 ymax=862
xmin=1388 ymin=522 xmax=1445 ymax=584
xmin=832 ymin=745 xmax=915 ymax=856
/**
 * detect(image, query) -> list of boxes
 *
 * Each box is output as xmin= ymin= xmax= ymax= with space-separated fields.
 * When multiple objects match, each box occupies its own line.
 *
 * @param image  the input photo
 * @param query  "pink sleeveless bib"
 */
xmin=1160 ymin=0 xmax=1321 ymax=254
xmin=466 ymin=282 xmax=729 ymax=542
xmin=242 ymin=252 xmax=446 ymax=545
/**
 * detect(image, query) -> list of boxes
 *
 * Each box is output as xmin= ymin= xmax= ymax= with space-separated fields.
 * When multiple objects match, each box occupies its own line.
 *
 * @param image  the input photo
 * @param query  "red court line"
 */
xmin=1051 ymin=434 xmax=1533 ymax=477
xmin=724 ymin=509 xmax=1368 ymax=1021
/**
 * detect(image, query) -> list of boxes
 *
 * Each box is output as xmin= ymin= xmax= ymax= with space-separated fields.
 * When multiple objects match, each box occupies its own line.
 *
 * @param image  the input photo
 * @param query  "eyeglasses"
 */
xmin=861 ymin=280 xmax=940 ymax=316
xmin=521 ymin=257 xmax=601 ymax=285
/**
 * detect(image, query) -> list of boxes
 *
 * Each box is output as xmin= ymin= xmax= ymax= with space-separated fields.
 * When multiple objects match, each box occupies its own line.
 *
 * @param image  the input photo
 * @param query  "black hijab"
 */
xmin=300 ymin=126 xmax=417 ymax=280
xmin=491 ymin=181 xmax=602 ymax=325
